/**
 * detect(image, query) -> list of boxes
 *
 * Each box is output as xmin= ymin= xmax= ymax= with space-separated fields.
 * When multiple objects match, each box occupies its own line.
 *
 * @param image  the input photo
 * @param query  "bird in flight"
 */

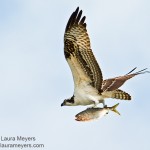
xmin=61 ymin=7 xmax=149 ymax=108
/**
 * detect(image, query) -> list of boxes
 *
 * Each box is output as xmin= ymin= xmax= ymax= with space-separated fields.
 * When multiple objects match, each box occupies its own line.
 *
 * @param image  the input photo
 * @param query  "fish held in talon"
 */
xmin=75 ymin=103 xmax=120 ymax=122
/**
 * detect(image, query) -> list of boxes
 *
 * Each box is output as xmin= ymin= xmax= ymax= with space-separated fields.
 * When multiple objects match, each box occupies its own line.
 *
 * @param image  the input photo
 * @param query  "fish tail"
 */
xmin=111 ymin=103 xmax=120 ymax=115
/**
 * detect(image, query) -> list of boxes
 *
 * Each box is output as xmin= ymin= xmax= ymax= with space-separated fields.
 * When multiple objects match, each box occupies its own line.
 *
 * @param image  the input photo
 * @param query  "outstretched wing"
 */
xmin=64 ymin=7 xmax=103 ymax=92
xmin=102 ymin=68 xmax=149 ymax=91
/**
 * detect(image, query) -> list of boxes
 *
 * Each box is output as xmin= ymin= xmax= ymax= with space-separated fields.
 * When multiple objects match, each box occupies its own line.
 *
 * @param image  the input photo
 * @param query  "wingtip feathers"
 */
xmin=65 ymin=7 xmax=86 ymax=32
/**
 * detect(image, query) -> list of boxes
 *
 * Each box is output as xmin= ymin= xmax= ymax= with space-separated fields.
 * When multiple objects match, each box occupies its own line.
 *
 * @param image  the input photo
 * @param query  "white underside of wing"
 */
xmin=67 ymin=56 xmax=91 ymax=87
xmin=67 ymin=55 xmax=104 ymax=106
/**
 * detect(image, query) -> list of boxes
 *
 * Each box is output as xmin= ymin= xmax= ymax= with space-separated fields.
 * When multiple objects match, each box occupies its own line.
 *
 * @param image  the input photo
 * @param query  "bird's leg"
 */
xmin=93 ymin=100 xmax=99 ymax=108
xmin=87 ymin=99 xmax=99 ymax=109
xmin=87 ymin=103 xmax=98 ymax=109
xmin=102 ymin=101 xmax=107 ymax=108
xmin=86 ymin=96 xmax=100 ymax=108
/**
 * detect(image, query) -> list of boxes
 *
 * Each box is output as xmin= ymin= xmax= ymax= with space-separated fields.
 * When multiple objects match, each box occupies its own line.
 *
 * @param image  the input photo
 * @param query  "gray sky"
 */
xmin=0 ymin=0 xmax=150 ymax=150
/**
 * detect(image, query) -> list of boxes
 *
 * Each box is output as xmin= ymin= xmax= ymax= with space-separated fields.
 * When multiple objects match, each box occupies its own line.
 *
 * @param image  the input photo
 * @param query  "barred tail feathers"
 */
xmin=102 ymin=89 xmax=131 ymax=100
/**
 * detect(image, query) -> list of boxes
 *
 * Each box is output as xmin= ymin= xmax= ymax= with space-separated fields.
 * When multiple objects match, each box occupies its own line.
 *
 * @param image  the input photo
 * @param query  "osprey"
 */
xmin=61 ymin=7 xmax=149 ymax=107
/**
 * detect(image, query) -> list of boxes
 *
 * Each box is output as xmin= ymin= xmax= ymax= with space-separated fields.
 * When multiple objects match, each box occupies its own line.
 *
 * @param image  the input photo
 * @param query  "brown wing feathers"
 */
xmin=64 ymin=7 xmax=103 ymax=92
xmin=102 ymin=68 xmax=150 ymax=92
xmin=65 ymin=7 xmax=86 ymax=32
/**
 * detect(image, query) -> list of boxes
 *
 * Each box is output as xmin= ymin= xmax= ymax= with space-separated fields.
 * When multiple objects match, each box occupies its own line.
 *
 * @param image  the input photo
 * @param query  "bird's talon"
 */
xmin=104 ymin=105 xmax=107 ymax=108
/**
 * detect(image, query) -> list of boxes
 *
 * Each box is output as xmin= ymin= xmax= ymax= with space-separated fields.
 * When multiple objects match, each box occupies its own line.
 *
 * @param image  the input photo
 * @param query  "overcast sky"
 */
xmin=0 ymin=0 xmax=150 ymax=150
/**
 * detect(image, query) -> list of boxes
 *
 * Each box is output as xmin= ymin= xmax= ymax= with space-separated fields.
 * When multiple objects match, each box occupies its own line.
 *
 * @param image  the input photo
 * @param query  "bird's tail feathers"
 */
xmin=112 ymin=89 xmax=131 ymax=100
xmin=102 ymin=89 xmax=131 ymax=100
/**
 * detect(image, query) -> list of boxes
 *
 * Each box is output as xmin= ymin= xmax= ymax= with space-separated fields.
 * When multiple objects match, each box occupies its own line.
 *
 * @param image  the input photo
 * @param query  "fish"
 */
xmin=75 ymin=103 xmax=120 ymax=121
